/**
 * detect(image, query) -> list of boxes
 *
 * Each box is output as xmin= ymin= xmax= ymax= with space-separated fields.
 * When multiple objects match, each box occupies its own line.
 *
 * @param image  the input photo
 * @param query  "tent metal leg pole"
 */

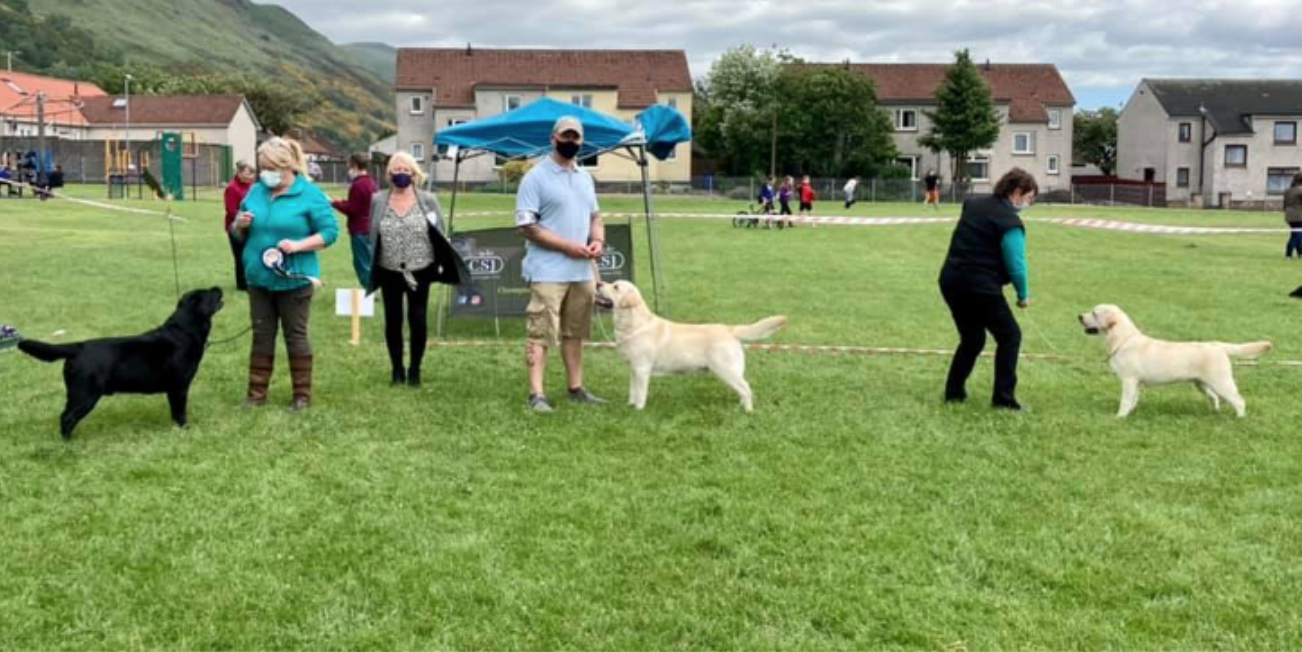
xmin=437 ymin=155 xmax=464 ymax=340
xmin=637 ymin=148 xmax=667 ymax=316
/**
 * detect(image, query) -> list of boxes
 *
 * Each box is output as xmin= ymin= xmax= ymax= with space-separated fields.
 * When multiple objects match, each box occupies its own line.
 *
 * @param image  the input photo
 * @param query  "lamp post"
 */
xmin=123 ymin=74 xmax=132 ymax=171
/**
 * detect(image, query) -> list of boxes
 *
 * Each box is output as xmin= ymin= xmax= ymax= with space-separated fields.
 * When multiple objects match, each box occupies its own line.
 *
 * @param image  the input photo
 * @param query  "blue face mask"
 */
xmin=260 ymin=171 xmax=282 ymax=188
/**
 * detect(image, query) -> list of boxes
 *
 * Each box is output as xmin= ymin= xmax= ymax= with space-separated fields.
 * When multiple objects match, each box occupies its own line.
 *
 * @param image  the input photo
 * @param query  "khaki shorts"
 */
xmin=526 ymin=280 xmax=596 ymax=347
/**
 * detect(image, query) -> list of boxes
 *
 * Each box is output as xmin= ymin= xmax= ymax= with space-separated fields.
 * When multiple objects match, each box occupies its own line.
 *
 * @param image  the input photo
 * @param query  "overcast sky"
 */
xmin=276 ymin=0 xmax=1302 ymax=111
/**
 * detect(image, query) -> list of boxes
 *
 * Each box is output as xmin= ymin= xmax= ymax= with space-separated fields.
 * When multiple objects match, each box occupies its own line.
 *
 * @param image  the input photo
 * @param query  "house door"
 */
xmin=1218 ymin=192 xmax=1232 ymax=208
xmin=1143 ymin=167 xmax=1156 ymax=183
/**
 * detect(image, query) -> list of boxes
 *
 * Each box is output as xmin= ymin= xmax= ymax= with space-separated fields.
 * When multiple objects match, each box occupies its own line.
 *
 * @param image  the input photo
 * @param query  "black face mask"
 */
xmin=555 ymin=140 xmax=581 ymax=160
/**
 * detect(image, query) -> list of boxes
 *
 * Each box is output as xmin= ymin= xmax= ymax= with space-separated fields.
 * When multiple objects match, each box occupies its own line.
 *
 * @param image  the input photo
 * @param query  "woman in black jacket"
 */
xmin=366 ymin=152 xmax=470 ymax=387
xmin=938 ymin=168 xmax=1038 ymax=411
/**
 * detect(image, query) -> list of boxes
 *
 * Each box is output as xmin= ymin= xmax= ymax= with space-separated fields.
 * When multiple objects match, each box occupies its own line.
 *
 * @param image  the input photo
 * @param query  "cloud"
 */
xmin=275 ymin=0 xmax=1302 ymax=108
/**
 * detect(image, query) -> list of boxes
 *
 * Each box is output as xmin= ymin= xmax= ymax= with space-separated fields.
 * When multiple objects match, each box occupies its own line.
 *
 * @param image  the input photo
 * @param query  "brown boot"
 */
xmin=288 ymin=354 xmax=313 ymax=412
xmin=244 ymin=353 xmax=274 ymax=408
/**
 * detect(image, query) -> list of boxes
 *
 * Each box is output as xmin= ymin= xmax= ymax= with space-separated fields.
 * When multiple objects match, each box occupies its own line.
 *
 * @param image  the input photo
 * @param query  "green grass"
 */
xmin=2 ymin=187 xmax=1301 ymax=650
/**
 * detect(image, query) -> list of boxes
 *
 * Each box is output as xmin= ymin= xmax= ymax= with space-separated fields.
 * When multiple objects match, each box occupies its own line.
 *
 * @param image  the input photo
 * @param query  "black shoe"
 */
xmin=391 ymin=367 xmax=406 ymax=386
xmin=407 ymin=368 xmax=421 ymax=387
xmin=568 ymin=387 xmax=607 ymax=405
xmin=993 ymin=402 xmax=1029 ymax=413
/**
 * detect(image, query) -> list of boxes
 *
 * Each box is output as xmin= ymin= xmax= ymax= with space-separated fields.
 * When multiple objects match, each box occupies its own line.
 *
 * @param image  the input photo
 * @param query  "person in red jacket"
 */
xmin=331 ymin=152 xmax=378 ymax=287
xmin=798 ymin=175 xmax=817 ymax=227
xmin=223 ymin=161 xmax=256 ymax=291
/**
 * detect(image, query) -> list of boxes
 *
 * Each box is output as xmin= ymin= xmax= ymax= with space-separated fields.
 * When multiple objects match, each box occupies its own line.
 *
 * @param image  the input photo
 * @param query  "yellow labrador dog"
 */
xmin=594 ymin=280 xmax=785 ymax=412
xmin=1078 ymin=304 xmax=1271 ymax=418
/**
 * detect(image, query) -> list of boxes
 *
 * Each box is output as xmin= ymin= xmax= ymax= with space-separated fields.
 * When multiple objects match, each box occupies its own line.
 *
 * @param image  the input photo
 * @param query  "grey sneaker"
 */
xmin=568 ymin=387 xmax=607 ymax=405
xmin=528 ymin=393 xmax=555 ymax=413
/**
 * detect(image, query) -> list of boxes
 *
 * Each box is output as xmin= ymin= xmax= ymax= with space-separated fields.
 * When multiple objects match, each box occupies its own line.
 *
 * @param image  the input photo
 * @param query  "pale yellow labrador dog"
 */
xmin=1078 ymin=304 xmax=1271 ymax=418
xmin=594 ymin=280 xmax=785 ymax=412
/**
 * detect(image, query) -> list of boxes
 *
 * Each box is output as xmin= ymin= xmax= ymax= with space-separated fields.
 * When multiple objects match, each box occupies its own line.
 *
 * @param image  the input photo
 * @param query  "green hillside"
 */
xmin=341 ymin=42 xmax=396 ymax=84
xmin=27 ymin=0 xmax=394 ymax=151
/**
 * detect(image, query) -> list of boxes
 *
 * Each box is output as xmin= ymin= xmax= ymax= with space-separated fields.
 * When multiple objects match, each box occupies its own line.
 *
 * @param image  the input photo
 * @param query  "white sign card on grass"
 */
xmin=335 ymin=289 xmax=375 ymax=317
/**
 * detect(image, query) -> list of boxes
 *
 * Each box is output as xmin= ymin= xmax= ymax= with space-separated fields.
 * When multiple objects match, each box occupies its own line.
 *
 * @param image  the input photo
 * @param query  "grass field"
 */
xmin=2 ymin=186 xmax=1301 ymax=650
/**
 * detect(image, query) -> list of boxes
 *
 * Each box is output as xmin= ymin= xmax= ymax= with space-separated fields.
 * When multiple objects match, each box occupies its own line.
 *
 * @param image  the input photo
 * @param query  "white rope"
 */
xmin=450 ymin=210 xmax=1299 ymax=234
xmin=1 ymin=179 xmax=185 ymax=221
xmin=426 ymin=339 xmax=1302 ymax=368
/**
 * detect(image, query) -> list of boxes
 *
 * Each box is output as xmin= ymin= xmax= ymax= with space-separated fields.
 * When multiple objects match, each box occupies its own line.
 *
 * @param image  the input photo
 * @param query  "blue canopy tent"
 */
xmin=433 ymin=98 xmax=691 ymax=316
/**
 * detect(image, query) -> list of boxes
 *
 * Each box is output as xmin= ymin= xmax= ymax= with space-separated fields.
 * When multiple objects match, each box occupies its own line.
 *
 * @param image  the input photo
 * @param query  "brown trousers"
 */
xmin=248 ymin=285 xmax=314 ymax=357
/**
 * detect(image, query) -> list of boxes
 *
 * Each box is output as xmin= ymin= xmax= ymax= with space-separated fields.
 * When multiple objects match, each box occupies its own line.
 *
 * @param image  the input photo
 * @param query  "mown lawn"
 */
xmin=1 ymin=186 xmax=1300 ymax=650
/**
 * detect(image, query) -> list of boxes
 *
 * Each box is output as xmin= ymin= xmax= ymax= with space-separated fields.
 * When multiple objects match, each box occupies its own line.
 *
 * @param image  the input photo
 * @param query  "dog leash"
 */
xmin=204 ymin=324 xmax=253 ymax=350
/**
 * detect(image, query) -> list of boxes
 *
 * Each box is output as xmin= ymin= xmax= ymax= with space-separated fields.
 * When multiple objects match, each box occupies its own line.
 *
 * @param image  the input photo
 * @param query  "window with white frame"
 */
xmin=894 ymin=109 xmax=918 ymax=132
xmin=571 ymin=94 xmax=593 ymax=109
xmin=666 ymin=97 xmax=678 ymax=111
xmin=504 ymin=95 xmax=522 ymax=112
xmin=410 ymin=142 xmax=424 ymax=161
xmin=1013 ymin=132 xmax=1035 ymax=155
xmin=409 ymin=96 xmax=424 ymax=115
xmin=1176 ymin=167 xmax=1190 ymax=188
xmin=1048 ymin=109 xmax=1062 ymax=130
xmin=965 ymin=155 xmax=990 ymax=181
xmin=437 ymin=120 xmax=467 ymax=157
xmin=1047 ymin=155 xmax=1060 ymax=175
xmin=895 ymin=156 xmax=919 ymax=180
xmin=1178 ymin=122 xmax=1192 ymax=143
xmin=1274 ymin=121 xmax=1297 ymax=145
xmin=1268 ymin=168 xmax=1299 ymax=195
xmin=1225 ymin=144 xmax=1247 ymax=167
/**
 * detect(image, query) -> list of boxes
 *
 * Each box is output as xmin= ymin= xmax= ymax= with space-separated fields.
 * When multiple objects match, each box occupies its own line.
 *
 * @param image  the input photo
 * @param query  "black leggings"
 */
xmin=377 ymin=269 xmax=432 ymax=373
xmin=941 ymin=286 xmax=1021 ymax=407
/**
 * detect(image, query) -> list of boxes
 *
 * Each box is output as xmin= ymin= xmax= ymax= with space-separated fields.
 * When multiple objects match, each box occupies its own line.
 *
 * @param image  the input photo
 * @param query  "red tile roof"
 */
xmin=79 ymin=95 xmax=250 ymax=127
xmin=0 ymin=71 xmax=106 ymax=126
xmin=806 ymin=63 xmax=1075 ymax=123
xmin=396 ymin=48 xmax=692 ymax=109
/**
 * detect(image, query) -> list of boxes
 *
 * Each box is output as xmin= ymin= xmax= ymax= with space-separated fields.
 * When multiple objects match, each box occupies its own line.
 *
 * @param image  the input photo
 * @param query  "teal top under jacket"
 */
xmin=1000 ymin=227 xmax=1029 ymax=302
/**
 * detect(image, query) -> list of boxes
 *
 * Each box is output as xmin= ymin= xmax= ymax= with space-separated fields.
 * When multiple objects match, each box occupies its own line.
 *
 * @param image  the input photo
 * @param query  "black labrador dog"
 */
xmin=18 ymin=287 xmax=224 ymax=438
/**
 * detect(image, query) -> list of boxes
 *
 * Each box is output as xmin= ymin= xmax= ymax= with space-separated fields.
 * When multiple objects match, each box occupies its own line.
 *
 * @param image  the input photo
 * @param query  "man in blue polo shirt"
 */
xmin=516 ymin=115 xmax=607 ymax=413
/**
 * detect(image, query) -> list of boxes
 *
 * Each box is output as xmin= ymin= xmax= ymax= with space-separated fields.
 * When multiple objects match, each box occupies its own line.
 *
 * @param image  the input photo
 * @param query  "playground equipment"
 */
xmin=104 ymin=131 xmax=230 ymax=201
xmin=105 ymin=137 xmax=150 ymax=200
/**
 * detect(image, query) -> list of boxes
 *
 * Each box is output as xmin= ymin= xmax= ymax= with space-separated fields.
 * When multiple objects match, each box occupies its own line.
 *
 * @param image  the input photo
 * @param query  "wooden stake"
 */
xmin=350 ymin=289 xmax=362 ymax=346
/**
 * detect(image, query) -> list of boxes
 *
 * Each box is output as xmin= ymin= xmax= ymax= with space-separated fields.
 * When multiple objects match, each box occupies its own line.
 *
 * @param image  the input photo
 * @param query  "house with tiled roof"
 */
xmin=0 ymin=70 xmax=106 ymax=139
xmin=395 ymin=47 xmax=693 ymax=184
xmin=822 ymin=62 xmax=1075 ymax=193
xmin=1117 ymin=79 xmax=1302 ymax=207
xmin=78 ymin=94 xmax=261 ymax=166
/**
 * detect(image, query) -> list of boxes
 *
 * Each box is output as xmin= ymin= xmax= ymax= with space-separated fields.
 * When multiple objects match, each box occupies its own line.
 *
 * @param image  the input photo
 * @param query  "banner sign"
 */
xmin=449 ymin=224 xmax=633 ymax=317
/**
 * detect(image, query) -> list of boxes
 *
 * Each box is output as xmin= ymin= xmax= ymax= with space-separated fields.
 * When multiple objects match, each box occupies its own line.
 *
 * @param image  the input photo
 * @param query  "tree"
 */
xmin=919 ymin=49 xmax=1001 ymax=187
xmin=693 ymin=45 xmax=782 ymax=176
xmin=1073 ymin=107 xmax=1118 ymax=176
xmin=778 ymin=65 xmax=898 ymax=178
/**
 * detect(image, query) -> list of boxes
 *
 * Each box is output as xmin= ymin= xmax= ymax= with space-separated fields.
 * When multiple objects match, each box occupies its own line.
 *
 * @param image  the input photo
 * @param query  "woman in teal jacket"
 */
xmin=230 ymin=137 xmax=339 ymax=411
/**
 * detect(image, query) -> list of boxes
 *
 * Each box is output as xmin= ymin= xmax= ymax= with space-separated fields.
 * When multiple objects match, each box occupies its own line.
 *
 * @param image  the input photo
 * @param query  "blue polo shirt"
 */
xmin=515 ymin=156 xmax=599 ymax=283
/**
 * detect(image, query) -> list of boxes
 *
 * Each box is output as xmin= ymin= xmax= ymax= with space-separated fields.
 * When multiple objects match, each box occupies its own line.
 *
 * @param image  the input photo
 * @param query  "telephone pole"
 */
xmin=4 ymin=51 xmax=19 ymax=72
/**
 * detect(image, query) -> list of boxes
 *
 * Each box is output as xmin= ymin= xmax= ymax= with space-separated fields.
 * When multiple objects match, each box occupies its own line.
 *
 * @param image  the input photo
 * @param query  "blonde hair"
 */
xmin=257 ymin=137 xmax=309 ymax=176
xmin=386 ymin=151 xmax=427 ymax=187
